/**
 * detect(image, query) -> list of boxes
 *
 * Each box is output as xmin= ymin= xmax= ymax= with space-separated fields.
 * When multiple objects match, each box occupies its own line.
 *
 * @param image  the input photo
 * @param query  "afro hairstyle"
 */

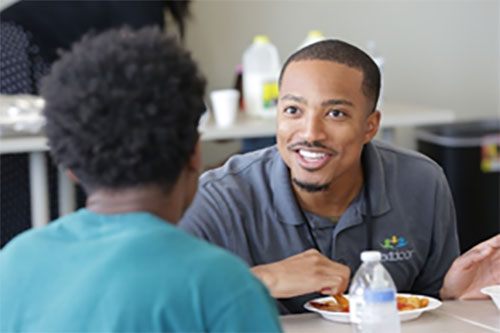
xmin=41 ymin=26 xmax=206 ymax=193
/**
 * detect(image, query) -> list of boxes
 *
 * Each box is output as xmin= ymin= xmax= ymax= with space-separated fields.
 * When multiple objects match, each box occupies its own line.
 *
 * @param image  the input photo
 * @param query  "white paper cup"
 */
xmin=210 ymin=89 xmax=239 ymax=128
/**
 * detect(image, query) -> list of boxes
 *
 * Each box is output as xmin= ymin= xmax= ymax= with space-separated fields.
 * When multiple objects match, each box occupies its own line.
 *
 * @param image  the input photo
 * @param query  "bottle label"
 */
xmin=364 ymin=289 xmax=396 ymax=303
xmin=243 ymin=74 xmax=278 ymax=117
xmin=261 ymin=81 xmax=279 ymax=110
xmin=481 ymin=134 xmax=500 ymax=172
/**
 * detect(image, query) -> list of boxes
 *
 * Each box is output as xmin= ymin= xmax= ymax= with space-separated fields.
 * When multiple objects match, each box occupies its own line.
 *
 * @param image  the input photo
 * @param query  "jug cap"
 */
xmin=307 ymin=30 xmax=324 ymax=38
xmin=253 ymin=35 xmax=270 ymax=44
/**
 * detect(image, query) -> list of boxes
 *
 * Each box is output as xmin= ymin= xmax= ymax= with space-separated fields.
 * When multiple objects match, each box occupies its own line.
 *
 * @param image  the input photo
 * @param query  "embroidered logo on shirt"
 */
xmin=379 ymin=235 xmax=414 ymax=262
xmin=380 ymin=235 xmax=408 ymax=249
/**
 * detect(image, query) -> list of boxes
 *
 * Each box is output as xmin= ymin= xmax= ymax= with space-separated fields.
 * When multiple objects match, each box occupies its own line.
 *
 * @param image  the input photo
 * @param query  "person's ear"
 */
xmin=187 ymin=141 xmax=201 ymax=173
xmin=65 ymin=169 xmax=80 ymax=183
xmin=364 ymin=110 xmax=381 ymax=143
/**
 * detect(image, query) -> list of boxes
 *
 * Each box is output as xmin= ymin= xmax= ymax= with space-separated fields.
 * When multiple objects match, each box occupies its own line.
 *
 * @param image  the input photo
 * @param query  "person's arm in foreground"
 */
xmin=440 ymin=233 xmax=500 ymax=299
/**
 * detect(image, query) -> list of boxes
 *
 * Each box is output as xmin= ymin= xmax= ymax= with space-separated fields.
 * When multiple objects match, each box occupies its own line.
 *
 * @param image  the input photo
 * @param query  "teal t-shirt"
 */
xmin=0 ymin=209 xmax=282 ymax=332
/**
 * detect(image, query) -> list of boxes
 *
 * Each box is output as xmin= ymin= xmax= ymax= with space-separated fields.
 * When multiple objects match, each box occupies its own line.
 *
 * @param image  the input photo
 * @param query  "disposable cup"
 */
xmin=210 ymin=89 xmax=239 ymax=128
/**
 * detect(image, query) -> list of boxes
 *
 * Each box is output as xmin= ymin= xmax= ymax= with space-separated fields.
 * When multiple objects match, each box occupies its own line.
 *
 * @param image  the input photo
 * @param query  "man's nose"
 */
xmin=301 ymin=115 xmax=327 ymax=143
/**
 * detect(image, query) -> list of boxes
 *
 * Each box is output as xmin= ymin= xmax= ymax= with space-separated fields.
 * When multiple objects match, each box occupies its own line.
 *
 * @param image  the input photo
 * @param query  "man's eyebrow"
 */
xmin=321 ymin=99 xmax=354 ymax=107
xmin=280 ymin=94 xmax=307 ymax=105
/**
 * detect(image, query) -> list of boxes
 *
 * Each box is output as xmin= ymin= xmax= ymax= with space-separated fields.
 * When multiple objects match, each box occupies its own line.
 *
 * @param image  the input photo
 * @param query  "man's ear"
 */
xmin=187 ymin=141 xmax=201 ymax=173
xmin=65 ymin=169 xmax=80 ymax=184
xmin=364 ymin=110 xmax=381 ymax=143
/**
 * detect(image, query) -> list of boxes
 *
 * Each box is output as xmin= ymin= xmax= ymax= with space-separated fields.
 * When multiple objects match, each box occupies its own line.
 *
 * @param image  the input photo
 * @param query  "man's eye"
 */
xmin=327 ymin=109 xmax=346 ymax=118
xmin=284 ymin=106 xmax=300 ymax=115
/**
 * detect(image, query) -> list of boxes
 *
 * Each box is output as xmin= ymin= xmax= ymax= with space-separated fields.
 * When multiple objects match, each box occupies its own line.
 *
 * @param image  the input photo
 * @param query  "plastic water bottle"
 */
xmin=349 ymin=251 xmax=400 ymax=333
xmin=349 ymin=251 xmax=376 ymax=333
xmin=297 ymin=30 xmax=326 ymax=50
xmin=361 ymin=264 xmax=401 ymax=332
xmin=242 ymin=35 xmax=280 ymax=118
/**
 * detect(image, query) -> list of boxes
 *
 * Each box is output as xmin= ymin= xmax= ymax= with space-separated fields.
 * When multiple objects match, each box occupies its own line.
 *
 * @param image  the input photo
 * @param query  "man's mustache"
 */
xmin=287 ymin=141 xmax=338 ymax=155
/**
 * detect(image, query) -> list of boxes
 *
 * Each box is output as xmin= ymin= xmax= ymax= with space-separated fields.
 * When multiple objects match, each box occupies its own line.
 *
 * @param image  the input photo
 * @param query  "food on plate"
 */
xmin=396 ymin=295 xmax=429 ymax=311
xmin=309 ymin=294 xmax=429 ymax=313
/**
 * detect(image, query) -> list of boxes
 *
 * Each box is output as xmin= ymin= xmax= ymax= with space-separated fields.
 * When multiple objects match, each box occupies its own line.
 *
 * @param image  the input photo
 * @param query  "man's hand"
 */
xmin=251 ymin=249 xmax=350 ymax=298
xmin=440 ymin=234 xmax=500 ymax=299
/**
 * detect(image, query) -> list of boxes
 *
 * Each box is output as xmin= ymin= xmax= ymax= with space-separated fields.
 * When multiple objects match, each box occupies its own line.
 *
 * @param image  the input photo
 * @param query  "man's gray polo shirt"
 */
xmin=179 ymin=140 xmax=460 ymax=314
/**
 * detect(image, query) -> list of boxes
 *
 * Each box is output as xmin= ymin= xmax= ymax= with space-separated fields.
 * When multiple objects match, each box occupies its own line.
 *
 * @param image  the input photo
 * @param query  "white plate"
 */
xmin=481 ymin=285 xmax=500 ymax=311
xmin=304 ymin=293 xmax=442 ymax=323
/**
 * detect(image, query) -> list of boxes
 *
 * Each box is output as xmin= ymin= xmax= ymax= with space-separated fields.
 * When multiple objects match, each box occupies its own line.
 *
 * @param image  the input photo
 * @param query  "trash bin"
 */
xmin=417 ymin=120 xmax=500 ymax=253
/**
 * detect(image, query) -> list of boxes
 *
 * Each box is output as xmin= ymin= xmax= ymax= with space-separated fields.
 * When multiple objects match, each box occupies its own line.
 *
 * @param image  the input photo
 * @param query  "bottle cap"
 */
xmin=253 ymin=35 xmax=270 ymax=44
xmin=360 ymin=250 xmax=381 ymax=262
xmin=307 ymin=30 xmax=324 ymax=38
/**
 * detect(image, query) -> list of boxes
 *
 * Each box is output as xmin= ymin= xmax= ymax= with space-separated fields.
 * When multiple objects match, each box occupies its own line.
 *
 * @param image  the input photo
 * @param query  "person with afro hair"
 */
xmin=0 ymin=26 xmax=282 ymax=332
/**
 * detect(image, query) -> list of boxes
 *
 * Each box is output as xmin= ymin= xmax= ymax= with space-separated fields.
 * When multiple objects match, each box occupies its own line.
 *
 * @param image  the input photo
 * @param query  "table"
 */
xmin=0 ymin=138 xmax=75 ymax=228
xmin=281 ymin=299 xmax=500 ymax=332
xmin=199 ymin=102 xmax=456 ymax=141
xmin=0 ymin=102 xmax=456 ymax=228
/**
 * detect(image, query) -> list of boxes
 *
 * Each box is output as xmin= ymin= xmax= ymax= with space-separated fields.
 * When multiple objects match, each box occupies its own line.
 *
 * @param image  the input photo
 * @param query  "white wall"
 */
xmin=185 ymin=0 xmax=499 ymax=162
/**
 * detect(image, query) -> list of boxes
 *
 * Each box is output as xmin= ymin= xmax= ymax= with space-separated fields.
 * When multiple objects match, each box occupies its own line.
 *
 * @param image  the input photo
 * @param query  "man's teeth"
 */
xmin=299 ymin=149 xmax=327 ymax=160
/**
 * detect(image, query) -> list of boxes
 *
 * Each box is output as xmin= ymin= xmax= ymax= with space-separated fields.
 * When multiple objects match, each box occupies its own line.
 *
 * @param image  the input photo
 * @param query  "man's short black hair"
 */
xmin=41 ymin=26 xmax=206 ymax=193
xmin=279 ymin=39 xmax=381 ymax=112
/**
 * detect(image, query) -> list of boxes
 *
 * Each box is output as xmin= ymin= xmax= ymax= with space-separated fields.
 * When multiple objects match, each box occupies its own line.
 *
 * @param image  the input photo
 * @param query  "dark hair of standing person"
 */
xmin=165 ymin=0 xmax=191 ymax=39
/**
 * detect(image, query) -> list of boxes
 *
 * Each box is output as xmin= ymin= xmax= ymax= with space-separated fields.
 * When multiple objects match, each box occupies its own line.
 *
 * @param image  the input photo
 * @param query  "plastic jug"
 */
xmin=298 ymin=30 xmax=326 ymax=50
xmin=242 ymin=35 xmax=280 ymax=118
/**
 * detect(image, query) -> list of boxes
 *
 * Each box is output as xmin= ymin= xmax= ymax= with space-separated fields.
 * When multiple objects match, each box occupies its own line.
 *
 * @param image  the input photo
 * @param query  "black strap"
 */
xmin=302 ymin=145 xmax=373 ymax=252
xmin=362 ymin=147 xmax=373 ymax=251
xmin=303 ymin=210 xmax=321 ymax=251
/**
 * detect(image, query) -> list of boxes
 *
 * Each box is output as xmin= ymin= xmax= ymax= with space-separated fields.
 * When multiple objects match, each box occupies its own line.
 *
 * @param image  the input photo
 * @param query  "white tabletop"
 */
xmin=280 ymin=299 xmax=500 ymax=332
xmin=0 ymin=102 xmax=455 ymax=154
xmin=0 ymin=135 xmax=47 ymax=154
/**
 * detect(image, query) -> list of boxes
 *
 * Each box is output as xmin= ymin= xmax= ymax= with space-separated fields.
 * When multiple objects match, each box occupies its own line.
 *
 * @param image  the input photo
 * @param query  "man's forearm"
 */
xmin=250 ymin=249 xmax=351 ymax=299
xmin=439 ymin=285 xmax=454 ymax=300
xmin=251 ymin=264 xmax=279 ymax=297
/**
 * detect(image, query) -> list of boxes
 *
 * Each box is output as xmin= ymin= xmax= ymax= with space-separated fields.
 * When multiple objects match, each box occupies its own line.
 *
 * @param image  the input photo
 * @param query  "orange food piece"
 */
xmin=333 ymin=294 xmax=349 ymax=309
xmin=419 ymin=298 xmax=429 ymax=307
xmin=310 ymin=301 xmax=344 ymax=312
xmin=310 ymin=294 xmax=349 ymax=313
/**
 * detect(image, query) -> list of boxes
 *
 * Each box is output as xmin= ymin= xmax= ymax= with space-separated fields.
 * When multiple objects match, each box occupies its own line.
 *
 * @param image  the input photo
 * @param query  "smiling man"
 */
xmin=179 ymin=40 xmax=460 ymax=314
xmin=277 ymin=59 xmax=379 ymax=215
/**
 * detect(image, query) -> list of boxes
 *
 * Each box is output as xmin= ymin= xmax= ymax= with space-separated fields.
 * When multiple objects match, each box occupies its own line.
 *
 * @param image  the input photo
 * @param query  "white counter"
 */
xmin=0 ymin=102 xmax=456 ymax=153
xmin=281 ymin=299 xmax=500 ymax=332
xmin=199 ymin=102 xmax=456 ymax=141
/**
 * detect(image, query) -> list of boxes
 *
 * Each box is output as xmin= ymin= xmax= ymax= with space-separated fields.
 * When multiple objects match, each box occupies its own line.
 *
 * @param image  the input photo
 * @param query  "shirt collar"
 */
xmin=360 ymin=141 xmax=391 ymax=217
